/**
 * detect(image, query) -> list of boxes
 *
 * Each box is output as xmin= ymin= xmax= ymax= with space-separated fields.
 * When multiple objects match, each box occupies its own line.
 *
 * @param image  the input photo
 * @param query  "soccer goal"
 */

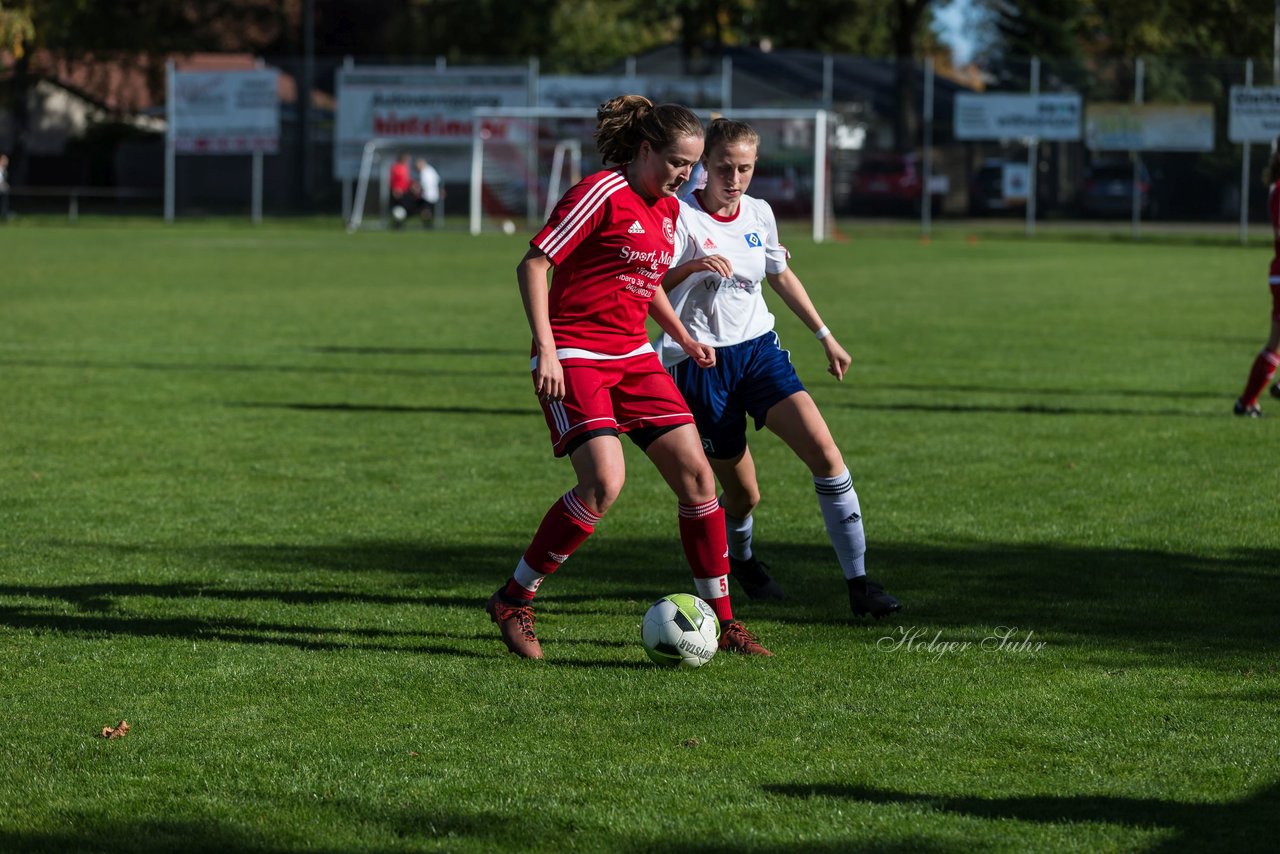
xmin=346 ymin=137 xmax=454 ymax=233
xmin=467 ymin=107 xmax=834 ymax=242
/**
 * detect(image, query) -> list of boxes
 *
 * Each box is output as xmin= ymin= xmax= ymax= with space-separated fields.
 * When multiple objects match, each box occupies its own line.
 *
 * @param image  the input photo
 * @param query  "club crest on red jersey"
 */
xmin=663 ymin=217 xmax=675 ymax=242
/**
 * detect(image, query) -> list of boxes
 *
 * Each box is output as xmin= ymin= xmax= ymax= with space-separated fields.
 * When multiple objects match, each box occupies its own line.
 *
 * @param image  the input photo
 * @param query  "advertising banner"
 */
xmin=334 ymin=66 xmax=530 ymax=179
xmin=954 ymin=93 xmax=1082 ymax=141
xmin=1085 ymin=103 xmax=1214 ymax=151
xmin=171 ymin=69 xmax=279 ymax=155
xmin=1229 ymin=87 xmax=1280 ymax=143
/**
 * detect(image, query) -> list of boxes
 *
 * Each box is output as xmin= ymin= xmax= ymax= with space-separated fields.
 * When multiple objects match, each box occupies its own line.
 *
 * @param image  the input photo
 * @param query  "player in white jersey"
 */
xmin=658 ymin=117 xmax=901 ymax=619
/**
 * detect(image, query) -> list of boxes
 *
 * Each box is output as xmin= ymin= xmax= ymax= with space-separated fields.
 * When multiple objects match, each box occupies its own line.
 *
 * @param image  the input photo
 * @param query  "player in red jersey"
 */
xmin=388 ymin=152 xmax=421 ymax=226
xmin=486 ymin=95 xmax=772 ymax=660
xmin=1234 ymin=141 xmax=1280 ymax=417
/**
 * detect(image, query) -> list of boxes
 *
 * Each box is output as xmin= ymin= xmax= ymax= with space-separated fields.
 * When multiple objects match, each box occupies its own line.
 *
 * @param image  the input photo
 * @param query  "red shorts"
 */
xmin=1271 ymin=283 xmax=1280 ymax=323
xmin=538 ymin=352 xmax=694 ymax=457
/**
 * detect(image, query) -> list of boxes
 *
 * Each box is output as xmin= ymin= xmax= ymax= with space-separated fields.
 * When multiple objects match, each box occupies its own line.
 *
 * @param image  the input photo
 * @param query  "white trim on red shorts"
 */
xmin=531 ymin=341 xmax=654 ymax=370
xmin=616 ymin=411 xmax=692 ymax=429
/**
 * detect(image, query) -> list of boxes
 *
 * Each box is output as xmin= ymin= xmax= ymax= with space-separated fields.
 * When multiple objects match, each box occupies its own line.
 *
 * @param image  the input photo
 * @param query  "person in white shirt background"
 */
xmin=414 ymin=156 xmax=443 ymax=226
xmin=659 ymin=117 xmax=901 ymax=619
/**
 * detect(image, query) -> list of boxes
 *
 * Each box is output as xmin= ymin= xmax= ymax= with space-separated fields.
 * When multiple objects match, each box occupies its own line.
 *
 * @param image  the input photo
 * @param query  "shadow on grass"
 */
xmin=0 ymin=821 xmax=304 ymax=854
xmin=764 ymin=781 xmax=1280 ymax=853
xmin=229 ymin=401 xmax=535 ymax=417
xmin=835 ymin=400 xmax=1219 ymax=417
xmin=752 ymin=540 xmax=1279 ymax=661
xmin=309 ymin=345 xmax=525 ymax=357
xmin=853 ymin=381 xmax=1228 ymax=402
xmin=0 ymin=811 xmax=959 ymax=854
xmin=1 ymin=538 xmax=1276 ymax=664
xmin=0 ymin=357 xmax=510 ymax=381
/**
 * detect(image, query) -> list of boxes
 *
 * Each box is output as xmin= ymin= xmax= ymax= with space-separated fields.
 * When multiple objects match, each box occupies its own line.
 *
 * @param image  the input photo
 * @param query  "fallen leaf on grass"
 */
xmin=101 ymin=720 xmax=130 ymax=739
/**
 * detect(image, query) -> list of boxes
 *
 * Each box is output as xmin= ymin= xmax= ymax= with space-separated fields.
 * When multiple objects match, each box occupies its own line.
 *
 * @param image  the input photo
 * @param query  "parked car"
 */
xmin=968 ymin=159 xmax=1030 ymax=216
xmin=843 ymin=152 xmax=943 ymax=215
xmin=1078 ymin=161 xmax=1153 ymax=218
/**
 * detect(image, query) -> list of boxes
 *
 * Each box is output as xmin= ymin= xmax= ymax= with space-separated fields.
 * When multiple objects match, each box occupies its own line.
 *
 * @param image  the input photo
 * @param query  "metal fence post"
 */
xmin=922 ymin=56 xmax=934 ymax=240
xmin=1242 ymin=59 xmax=1254 ymax=245
xmin=1027 ymin=56 xmax=1040 ymax=238
xmin=164 ymin=60 xmax=175 ymax=223
xmin=1132 ymin=57 xmax=1144 ymax=240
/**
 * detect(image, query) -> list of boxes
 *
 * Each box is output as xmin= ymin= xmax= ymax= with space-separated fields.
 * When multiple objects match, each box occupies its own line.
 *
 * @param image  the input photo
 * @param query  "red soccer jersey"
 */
xmin=390 ymin=161 xmax=411 ymax=195
xmin=532 ymin=169 xmax=679 ymax=357
xmin=1270 ymin=183 xmax=1280 ymax=282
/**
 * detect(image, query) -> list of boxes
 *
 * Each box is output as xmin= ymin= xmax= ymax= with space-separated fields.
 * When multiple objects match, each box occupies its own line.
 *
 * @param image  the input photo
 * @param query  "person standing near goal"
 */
xmin=1233 ymin=140 xmax=1280 ymax=417
xmin=485 ymin=96 xmax=772 ymax=659
xmin=659 ymin=117 xmax=901 ymax=619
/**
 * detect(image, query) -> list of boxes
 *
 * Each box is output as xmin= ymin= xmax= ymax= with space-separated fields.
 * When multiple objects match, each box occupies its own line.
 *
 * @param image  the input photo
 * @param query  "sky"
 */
xmin=934 ymin=0 xmax=980 ymax=64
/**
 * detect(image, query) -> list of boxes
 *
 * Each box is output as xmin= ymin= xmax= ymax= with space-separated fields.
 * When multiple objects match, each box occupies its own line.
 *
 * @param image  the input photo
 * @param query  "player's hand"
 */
xmin=533 ymin=353 xmax=565 ymax=402
xmin=823 ymin=337 xmax=851 ymax=381
xmin=685 ymin=341 xmax=717 ymax=369
xmin=685 ymin=255 xmax=734 ymax=278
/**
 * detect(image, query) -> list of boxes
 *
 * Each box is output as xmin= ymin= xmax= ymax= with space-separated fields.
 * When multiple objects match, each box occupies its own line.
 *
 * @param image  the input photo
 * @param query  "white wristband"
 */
xmin=814 ymin=325 xmax=831 ymax=340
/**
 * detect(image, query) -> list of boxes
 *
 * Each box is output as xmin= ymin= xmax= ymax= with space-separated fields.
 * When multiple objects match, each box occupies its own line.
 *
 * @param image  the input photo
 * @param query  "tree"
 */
xmin=976 ymin=0 xmax=1280 ymax=62
xmin=2 ymin=1 xmax=289 ymax=181
xmin=0 ymin=3 xmax=35 ymax=58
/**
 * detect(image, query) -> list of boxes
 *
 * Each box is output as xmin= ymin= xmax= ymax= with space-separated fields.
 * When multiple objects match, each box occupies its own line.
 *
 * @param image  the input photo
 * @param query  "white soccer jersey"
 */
xmin=658 ymin=191 xmax=790 ymax=367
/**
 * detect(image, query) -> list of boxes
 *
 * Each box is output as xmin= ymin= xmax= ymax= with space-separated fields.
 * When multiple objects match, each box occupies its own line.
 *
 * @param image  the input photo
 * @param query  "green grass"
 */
xmin=1 ymin=220 xmax=1277 ymax=853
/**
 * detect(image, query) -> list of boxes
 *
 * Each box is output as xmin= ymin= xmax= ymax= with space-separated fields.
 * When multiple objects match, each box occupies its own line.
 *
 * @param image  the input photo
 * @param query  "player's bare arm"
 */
xmin=517 ymin=247 xmax=565 ymax=400
xmin=662 ymin=255 xmax=734 ymax=291
xmin=766 ymin=268 xmax=851 ymax=381
xmin=649 ymin=286 xmax=716 ymax=368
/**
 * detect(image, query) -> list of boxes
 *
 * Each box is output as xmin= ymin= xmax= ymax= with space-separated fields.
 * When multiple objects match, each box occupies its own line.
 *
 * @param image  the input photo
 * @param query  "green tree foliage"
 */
xmin=980 ymin=0 xmax=1279 ymax=61
xmin=0 ymin=2 xmax=36 ymax=57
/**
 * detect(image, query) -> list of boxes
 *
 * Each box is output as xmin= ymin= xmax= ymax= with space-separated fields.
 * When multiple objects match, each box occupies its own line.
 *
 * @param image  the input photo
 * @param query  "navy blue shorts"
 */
xmin=668 ymin=331 xmax=806 ymax=460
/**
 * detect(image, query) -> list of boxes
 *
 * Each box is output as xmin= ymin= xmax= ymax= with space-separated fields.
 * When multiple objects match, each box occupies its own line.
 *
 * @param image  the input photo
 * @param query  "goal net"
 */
xmin=467 ymin=107 xmax=834 ymax=242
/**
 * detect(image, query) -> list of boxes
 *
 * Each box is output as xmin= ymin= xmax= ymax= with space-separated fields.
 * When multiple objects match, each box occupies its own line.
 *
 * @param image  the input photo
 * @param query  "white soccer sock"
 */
xmin=512 ymin=558 xmax=548 ymax=593
xmin=721 ymin=499 xmax=754 ymax=561
xmin=814 ymin=467 xmax=866 ymax=580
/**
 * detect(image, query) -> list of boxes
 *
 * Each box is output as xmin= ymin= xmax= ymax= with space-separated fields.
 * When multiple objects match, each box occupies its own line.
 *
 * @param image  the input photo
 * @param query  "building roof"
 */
xmin=6 ymin=50 xmax=333 ymax=116
xmin=615 ymin=45 xmax=978 ymax=124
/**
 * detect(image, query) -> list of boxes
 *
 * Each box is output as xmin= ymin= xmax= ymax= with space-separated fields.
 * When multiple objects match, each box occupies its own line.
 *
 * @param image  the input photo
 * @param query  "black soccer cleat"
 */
xmin=1234 ymin=399 xmax=1263 ymax=418
xmin=1270 ymin=383 xmax=1280 ymax=401
xmin=849 ymin=577 xmax=902 ymax=619
xmin=729 ymin=555 xmax=786 ymax=600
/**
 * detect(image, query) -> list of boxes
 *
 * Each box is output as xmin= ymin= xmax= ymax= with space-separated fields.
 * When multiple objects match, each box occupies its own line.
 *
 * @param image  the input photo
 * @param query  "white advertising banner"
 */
xmin=1085 ymin=103 xmax=1215 ymax=151
xmin=954 ymin=93 xmax=1082 ymax=141
xmin=334 ymin=66 xmax=530 ymax=179
xmin=1229 ymin=87 xmax=1280 ymax=143
xmin=171 ymin=69 xmax=279 ymax=154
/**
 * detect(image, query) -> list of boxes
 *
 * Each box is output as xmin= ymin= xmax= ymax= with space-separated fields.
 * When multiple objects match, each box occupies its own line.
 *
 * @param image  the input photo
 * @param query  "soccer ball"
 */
xmin=641 ymin=594 xmax=720 ymax=668
xmin=501 ymin=219 xmax=517 ymax=235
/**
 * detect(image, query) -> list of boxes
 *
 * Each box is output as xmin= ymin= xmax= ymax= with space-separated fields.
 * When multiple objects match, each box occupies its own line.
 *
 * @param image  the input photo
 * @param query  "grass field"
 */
xmin=2 ymin=220 xmax=1277 ymax=853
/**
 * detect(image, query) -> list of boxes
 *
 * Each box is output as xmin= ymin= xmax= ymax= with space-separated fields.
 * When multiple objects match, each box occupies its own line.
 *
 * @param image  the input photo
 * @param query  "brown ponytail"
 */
xmin=595 ymin=95 xmax=703 ymax=166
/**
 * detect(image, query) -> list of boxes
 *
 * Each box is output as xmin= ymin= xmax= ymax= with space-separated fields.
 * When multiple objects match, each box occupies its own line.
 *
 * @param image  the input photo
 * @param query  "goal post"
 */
xmin=468 ymin=107 xmax=834 ymax=242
